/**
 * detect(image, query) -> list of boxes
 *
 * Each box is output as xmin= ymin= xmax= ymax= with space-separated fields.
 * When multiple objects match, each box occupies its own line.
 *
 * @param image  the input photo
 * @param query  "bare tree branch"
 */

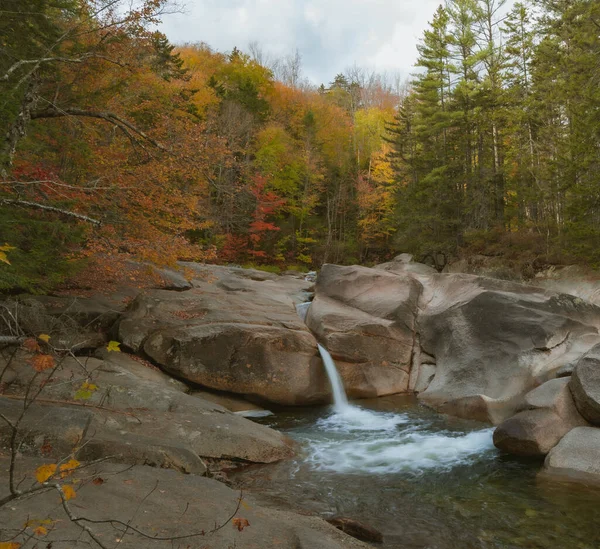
xmin=1 ymin=198 xmax=102 ymax=225
xmin=31 ymin=108 xmax=169 ymax=152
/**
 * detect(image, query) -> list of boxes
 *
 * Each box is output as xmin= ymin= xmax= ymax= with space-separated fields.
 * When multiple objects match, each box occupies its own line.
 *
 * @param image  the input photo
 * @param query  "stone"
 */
xmin=190 ymin=389 xmax=269 ymax=413
xmin=327 ymin=517 xmax=384 ymax=543
xmin=543 ymin=426 xmax=600 ymax=484
xmin=143 ymin=323 xmax=326 ymax=406
xmin=117 ymin=265 xmax=330 ymax=406
xmin=0 ymin=399 xmax=92 ymax=458
xmin=418 ymin=274 xmax=600 ymax=423
xmin=305 ymin=264 xmax=422 ymax=399
xmin=569 ymin=344 xmax=600 ymax=425
xmin=0 ymin=461 xmax=371 ymax=549
xmin=0 ymin=349 xmax=295 ymax=470
xmin=519 ymin=377 xmax=587 ymax=426
xmin=493 ymin=409 xmax=571 ymax=457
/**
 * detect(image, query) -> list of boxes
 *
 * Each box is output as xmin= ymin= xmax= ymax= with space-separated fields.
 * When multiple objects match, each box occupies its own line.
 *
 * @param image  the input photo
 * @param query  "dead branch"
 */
xmin=0 ymin=336 xmax=25 ymax=345
xmin=1 ymin=198 xmax=102 ymax=225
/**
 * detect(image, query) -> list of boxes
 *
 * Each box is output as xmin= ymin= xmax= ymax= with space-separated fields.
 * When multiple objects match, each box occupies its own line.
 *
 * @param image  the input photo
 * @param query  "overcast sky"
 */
xmin=160 ymin=0 xmax=463 ymax=85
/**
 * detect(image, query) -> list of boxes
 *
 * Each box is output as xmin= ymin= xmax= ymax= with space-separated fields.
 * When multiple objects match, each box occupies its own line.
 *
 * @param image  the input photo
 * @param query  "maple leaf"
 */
xmin=106 ymin=340 xmax=121 ymax=352
xmin=34 ymin=526 xmax=48 ymax=536
xmin=61 ymin=484 xmax=76 ymax=501
xmin=232 ymin=518 xmax=250 ymax=532
xmin=30 ymin=354 xmax=55 ymax=372
xmin=38 ymin=334 xmax=51 ymax=343
xmin=0 ymin=542 xmax=21 ymax=549
xmin=74 ymin=381 xmax=98 ymax=400
xmin=35 ymin=463 xmax=57 ymax=483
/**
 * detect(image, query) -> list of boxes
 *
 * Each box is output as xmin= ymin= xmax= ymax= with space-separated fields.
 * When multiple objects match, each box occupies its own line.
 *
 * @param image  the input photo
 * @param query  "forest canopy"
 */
xmin=1 ymin=0 xmax=599 ymax=292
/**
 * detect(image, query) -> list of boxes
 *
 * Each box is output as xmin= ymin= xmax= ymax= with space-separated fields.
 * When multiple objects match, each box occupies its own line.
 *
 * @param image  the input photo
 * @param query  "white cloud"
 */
xmin=160 ymin=0 xmax=513 ymax=85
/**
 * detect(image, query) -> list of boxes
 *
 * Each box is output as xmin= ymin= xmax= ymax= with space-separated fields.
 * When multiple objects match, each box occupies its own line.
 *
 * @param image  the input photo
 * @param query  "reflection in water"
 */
xmin=235 ymin=396 xmax=600 ymax=549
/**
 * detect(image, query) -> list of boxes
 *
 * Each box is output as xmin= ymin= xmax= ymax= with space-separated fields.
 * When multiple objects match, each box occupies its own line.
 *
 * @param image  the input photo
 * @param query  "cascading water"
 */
xmin=295 ymin=299 xmax=495 ymax=476
xmin=238 ymin=300 xmax=600 ymax=548
xmin=316 ymin=343 xmax=349 ymax=412
xmin=297 ymin=301 xmax=350 ymax=412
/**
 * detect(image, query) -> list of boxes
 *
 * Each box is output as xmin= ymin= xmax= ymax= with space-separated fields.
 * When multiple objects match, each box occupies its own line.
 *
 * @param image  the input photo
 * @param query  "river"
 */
xmin=235 ymin=395 xmax=600 ymax=549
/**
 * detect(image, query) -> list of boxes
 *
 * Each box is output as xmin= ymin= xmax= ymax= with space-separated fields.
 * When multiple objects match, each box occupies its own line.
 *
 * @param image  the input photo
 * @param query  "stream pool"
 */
xmin=234 ymin=395 xmax=600 ymax=549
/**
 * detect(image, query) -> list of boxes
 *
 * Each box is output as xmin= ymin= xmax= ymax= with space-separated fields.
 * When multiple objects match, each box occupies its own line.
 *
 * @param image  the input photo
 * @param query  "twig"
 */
xmin=55 ymin=483 xmax=110 ymax=549
xmin=0 ymin=395 xmax=143 ymax=422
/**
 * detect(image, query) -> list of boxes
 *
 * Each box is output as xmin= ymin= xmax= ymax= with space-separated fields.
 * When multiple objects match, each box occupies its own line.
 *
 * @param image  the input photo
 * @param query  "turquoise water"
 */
xmin=236 ymin=395 xmax=600 ymax=549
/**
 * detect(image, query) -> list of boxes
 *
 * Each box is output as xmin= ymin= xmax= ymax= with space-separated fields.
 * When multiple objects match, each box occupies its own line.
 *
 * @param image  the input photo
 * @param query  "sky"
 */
xmin=159 ymin=0 xmax=455 ymax=85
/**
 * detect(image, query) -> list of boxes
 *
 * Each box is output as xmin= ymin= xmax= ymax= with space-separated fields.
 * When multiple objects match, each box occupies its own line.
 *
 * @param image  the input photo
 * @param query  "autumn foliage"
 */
xmin=0 ymin=1 xmax=401 ymax=292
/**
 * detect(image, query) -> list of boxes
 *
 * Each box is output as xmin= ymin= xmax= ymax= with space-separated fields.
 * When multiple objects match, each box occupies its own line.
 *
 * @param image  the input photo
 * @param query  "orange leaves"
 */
xmin=232 ymin=518 xmax=250 ymax=532
xmin=30 ymin=354 xmax=55 ymax=372
xmin=0 ymin=542 xmax=21 ymax=549
xmin=35 ymin=459 xmax=80 ymax=484
xmin=59 ymin=459 xmax=80 ymax=478
xmin=33 ymin=526 xmax=48 ymax=537
xmin=61 ymin=484 xmax=77 ymax=501
xmin=35 ymin=464 xmax=57 ymax=483
xmin=22 ymin=338 xmax=41 ymax=353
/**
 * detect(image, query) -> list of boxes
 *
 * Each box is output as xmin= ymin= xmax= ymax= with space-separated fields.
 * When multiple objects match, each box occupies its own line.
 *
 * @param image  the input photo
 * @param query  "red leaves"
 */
xmin=232 ymin=518 xmax=250 ymax=532
xmin=30 ymin=355 xmax=55 ymax=372
xmin=23 ymin=338 xmax=41 ymax=353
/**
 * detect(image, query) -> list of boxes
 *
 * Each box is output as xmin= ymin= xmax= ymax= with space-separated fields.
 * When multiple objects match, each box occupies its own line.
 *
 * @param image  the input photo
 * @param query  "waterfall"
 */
xmin=296 ymin=301 xmax=351 ymax=412
xmin=317 ymin=343 xmax=350 ymax=412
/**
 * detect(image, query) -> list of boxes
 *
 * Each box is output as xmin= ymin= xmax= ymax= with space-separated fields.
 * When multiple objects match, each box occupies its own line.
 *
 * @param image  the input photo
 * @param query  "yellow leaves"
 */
xmin=59 ymin=459 xmax=80 ymax=478
xmin=74 ymin=381 xmax=98 ymax=400
xmin=38 ymin=333 xmax=51 ymax=343
xmin=0 ymin=243 xmax=16 ymax=265
xmin=0 ymin=542 xmax=21 ymax=549
xmin=25 ymin=518 xmax=55 ymax=538
xmin=36 ymin=459 xmax=79 ymax=484
xmin=106 ymin=340 xmax=121 ymax=352
xmin=61 ymin=484 xmax=76 ymax=501
xmin=30 ymin=354 xmax=55 ymax=372
xmin=35 ymin=463 xmax=57 ymax=483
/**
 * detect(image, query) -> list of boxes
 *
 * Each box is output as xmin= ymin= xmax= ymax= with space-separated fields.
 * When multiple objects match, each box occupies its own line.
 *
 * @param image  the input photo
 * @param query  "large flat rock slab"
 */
xmin=117 ymin=266 xmax=330 ymax=405
xmin=0 ymin=460 xmax=370 ymax=549
xmin=0 ymin=349 xmax=295 ymax=470
xmin=417 ymin=274 xmax=600 ymax=423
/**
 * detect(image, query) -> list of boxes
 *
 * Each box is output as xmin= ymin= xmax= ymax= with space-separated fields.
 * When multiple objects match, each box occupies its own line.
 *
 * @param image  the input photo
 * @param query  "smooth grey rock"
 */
xmin=117 ymin=266 xmax=330 ymax=406
xmin=543 ymin=426 xmax=600 ymax=484
xmin=569 ymin=344 xmax=600 ymax=425
xmin=0 ymin=349 xmax=295 ymax=468
xmin=418 ymin=274 xmax=600 ymax=423
xmin=0 ymin=399 xmax=92 ymax=458
xmin=306 ymin=265 xmax=422 ymax=398
xmin=493 ymin=409 xmax=572 ymax=457
xmin=519 ymin=378 xmax=588 ymax=427
xmin=0 ymin=461 xmax=371 ymax=549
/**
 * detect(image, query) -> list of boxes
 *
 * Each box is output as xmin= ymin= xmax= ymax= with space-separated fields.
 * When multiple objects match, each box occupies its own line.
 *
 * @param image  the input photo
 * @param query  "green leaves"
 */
xmin=74 ymin=381 xmax=98 ymax=400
